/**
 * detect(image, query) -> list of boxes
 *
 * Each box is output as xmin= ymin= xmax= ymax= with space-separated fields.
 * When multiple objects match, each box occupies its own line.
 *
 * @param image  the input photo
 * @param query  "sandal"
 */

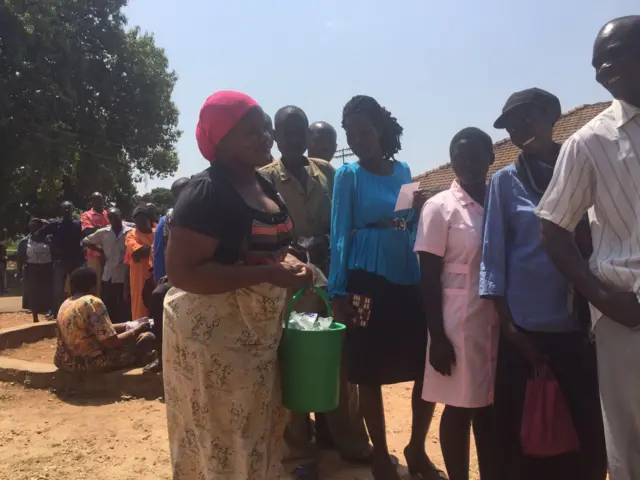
xmin=404 ymin=446 xmax=448 ymax=479
xmin=143 ymin=358 xmax=162 ymax=374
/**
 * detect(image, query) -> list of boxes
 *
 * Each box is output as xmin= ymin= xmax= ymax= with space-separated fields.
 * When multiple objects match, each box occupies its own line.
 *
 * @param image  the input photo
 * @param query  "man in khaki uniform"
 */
xmin=308 ymin=121 xmax=338 ymax=163
xmin=261 ymin=107 xmax=373 ymax=466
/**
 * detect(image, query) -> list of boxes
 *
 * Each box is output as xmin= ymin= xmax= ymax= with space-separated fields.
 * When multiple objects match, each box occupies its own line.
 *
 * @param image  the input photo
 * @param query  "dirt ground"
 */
xmin=0 ymin=311 xmax=41 ymax=330
xmin=0 ymin=307 xmax=480 ymax=479
xmin=1 ymin=337 xmax=57 ymax=362
xmin=0 ymin=381 xmax=480 ymax=480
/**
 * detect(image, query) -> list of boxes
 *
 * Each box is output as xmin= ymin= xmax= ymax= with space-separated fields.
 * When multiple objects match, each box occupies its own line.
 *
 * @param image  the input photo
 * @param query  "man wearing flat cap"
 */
xmin=537 ymin=16 xmax=640 ymax=480
xmin=480 ymin=88 xmax=606 ymax=479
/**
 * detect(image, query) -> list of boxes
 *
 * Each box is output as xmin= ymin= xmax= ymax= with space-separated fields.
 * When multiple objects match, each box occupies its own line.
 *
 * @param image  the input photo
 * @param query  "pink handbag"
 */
xmin=520 ymin=365 xmax=580 ymax=458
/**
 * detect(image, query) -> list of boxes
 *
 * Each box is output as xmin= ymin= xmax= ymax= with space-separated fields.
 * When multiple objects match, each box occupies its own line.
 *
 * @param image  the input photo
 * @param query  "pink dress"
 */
xmin=414 ymin=181 xmax=499 ymax=408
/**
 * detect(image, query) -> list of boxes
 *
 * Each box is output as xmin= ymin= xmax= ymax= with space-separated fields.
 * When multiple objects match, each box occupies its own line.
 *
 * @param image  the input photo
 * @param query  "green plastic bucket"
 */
xmin=280 ymin=286 xmax=346 ymax=413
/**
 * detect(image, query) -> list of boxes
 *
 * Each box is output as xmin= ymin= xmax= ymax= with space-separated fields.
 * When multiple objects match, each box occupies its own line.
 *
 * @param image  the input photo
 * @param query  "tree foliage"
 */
xmin=0 ymin=0 xmax=181 ymax=234
xmin=136 ymin=187 xmax=173 ymax=217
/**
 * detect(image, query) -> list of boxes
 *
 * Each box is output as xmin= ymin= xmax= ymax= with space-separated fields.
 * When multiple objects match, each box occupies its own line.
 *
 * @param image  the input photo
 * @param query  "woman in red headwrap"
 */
xmin=162 ymin=91 xmax=313 ymax=480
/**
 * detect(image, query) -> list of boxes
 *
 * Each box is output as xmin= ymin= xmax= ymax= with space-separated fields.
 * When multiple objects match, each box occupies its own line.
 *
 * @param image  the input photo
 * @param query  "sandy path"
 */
xmin=0 ymin=309 xmax=480 ymax=479
xmin=0 ymin=382 xmax=482 ymax=480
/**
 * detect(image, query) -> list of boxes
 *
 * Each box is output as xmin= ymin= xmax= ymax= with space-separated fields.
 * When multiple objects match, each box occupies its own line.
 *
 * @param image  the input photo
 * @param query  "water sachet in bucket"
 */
xmin=289 ymin=311 xmax=333 ymax=331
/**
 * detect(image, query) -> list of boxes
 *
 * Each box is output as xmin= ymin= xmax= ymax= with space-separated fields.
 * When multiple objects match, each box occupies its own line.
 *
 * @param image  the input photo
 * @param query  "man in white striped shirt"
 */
xmin=536 ymin=16 xmax=640 ymax=480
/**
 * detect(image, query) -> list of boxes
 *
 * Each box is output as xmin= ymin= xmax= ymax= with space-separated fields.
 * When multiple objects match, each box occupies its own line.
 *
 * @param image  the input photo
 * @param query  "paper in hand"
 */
xmin=394 ymin=182 xmax=420 ymax=212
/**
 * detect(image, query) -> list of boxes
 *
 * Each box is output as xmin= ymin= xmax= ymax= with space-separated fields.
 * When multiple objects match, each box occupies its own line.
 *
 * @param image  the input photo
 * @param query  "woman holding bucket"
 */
xmin=329 ymin=95 xmax=444 ymax=480
xmin=162 ymin=91 xmax=313 ymax=480
xmin=414 ymin=128 xmax=498 ymax=480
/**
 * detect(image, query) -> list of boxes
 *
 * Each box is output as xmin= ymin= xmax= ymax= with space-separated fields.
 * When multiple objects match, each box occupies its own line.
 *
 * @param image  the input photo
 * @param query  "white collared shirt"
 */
xmin=83 ymin=224 xmax=133 ymax=283
xmin=536 ymin=100 xmax=640 ymax=326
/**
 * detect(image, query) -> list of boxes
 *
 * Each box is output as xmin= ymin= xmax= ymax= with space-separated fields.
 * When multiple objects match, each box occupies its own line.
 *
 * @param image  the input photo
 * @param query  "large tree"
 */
xmin=137 ymin=187 xmax=174 ymax=217
xmin=0 ymin=0 xmax=181 ymax=234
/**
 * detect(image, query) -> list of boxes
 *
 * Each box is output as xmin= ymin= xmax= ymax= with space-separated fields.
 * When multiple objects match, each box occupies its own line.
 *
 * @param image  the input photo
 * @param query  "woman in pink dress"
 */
xmin=414 ymin=127 xmax=498 ymax=480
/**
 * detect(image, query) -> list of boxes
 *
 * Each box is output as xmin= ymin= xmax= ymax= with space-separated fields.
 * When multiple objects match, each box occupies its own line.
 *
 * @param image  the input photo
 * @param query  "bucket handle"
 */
xmin=285 ymin=286 xmax=334 ymax=330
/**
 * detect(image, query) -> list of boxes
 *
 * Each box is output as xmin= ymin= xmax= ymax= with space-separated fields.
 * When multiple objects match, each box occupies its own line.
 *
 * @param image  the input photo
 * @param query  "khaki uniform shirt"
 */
xmin=260 ymin=157 xmax=335 ymax=239
xmin=261 ymin=157 xmax=335 ymax=315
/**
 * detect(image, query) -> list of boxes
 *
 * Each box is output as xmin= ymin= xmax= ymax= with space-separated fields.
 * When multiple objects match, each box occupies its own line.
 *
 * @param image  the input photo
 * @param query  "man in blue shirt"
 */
xmin=38 ymin=201 xmax=84 ymax=317
xmin=152 ymin=178 xmax=190 ymax=282
xmin=146 ymin=177 xmax=189 ymax=373
xmin=480 ymin=88 xmax=605 ymax=480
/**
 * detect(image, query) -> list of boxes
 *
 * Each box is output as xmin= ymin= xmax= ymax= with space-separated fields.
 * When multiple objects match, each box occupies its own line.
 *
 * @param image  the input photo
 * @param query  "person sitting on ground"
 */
xmin=54 ymin=267 xmax=157 ymax=373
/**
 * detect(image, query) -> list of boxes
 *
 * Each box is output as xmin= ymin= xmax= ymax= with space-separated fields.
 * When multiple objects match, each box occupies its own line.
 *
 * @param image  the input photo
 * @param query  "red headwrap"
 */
xmin=196 ymin=91 xmax=259 ymax=161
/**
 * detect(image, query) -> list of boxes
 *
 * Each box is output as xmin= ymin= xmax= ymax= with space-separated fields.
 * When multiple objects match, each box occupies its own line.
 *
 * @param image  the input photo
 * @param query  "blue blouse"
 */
xmin=328 ymin=161 xmax=420 ymax=297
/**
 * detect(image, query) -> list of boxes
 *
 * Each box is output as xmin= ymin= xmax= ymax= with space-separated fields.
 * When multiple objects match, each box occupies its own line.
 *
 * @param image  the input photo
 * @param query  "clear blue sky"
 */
xmin=124 ymin=0 xmax=637 ymax=192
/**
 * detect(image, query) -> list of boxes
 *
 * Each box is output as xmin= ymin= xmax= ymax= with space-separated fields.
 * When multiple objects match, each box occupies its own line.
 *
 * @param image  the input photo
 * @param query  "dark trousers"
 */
xmin=148 ymin=281 xmax=171 ymax=356
xmin=0 ymin=261 xmax=6 ymax=294
xmin=102 ymin=280 xmax=125 ymax=324
xmin=493 ymin=329 xmax=607 ymax=480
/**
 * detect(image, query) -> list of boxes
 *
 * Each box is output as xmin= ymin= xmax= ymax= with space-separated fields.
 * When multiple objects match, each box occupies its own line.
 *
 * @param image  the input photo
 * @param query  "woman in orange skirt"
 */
xmin=124 ymin=205 xmax=155 ymax=320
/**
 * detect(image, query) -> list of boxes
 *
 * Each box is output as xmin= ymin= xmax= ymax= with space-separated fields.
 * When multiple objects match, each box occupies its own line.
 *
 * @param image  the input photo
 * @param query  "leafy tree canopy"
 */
xmin=136 ymin=187 xmax=173 ymax=217
xmin=0 ymin=0 xmax=181 ymax=235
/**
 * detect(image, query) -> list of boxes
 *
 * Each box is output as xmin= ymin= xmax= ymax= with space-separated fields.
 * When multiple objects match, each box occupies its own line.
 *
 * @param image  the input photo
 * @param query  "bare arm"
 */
xmin=539 ymin=220 xmax=605 ymax=305
xmin=535 ymin=135 xmax=640 ymax=329
xmin=83 ymin=230 xmax=106 ymax=257
xmin=166 ymin=227 xmax=310 ymax=295
xmin=419 ymin=252 xmax=444 ymax=338
xmin=540 ymin=219 xmax=640 ymax=328
xmin=112 ymin=323 xmax=128 ymax=334
xmin=419 ymin=252 xmax=457 ymax=376
xmin=102 ymin=323 xmax=149 ymax=349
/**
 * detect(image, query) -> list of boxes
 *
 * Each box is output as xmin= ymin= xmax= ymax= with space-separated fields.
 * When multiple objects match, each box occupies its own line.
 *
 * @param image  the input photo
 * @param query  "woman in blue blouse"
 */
xmin=329 ymin=96 xmax=443 ymax=480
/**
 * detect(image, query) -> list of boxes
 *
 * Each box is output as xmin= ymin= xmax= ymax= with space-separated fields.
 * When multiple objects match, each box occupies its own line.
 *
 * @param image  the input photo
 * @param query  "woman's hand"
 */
xmin=331 ymin=296 xmax=357 ymax=327
xmin=429 ymin=333 xmax=456 ymax=376
xmin=134 ymin=318 xmax=152 ymax=334
xmin=267 ymin=257 xmax=313 ymax=289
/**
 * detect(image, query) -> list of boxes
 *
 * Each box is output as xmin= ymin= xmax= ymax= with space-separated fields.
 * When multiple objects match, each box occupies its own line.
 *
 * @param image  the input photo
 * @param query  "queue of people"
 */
xmin=158 ymin=15 xmax=640 ymax=480
xmin=14 ymin=186 xmax=193 ymax=375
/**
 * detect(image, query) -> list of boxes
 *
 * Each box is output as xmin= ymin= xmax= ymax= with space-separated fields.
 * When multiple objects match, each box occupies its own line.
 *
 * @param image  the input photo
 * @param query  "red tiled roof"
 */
xmin=413 ymin=102 xmax=612 ymax=191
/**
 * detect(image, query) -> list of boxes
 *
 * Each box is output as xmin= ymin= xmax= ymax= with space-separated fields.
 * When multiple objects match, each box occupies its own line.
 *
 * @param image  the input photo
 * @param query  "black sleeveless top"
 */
xmin=171 ymin=163 xmax=294 ymax=265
